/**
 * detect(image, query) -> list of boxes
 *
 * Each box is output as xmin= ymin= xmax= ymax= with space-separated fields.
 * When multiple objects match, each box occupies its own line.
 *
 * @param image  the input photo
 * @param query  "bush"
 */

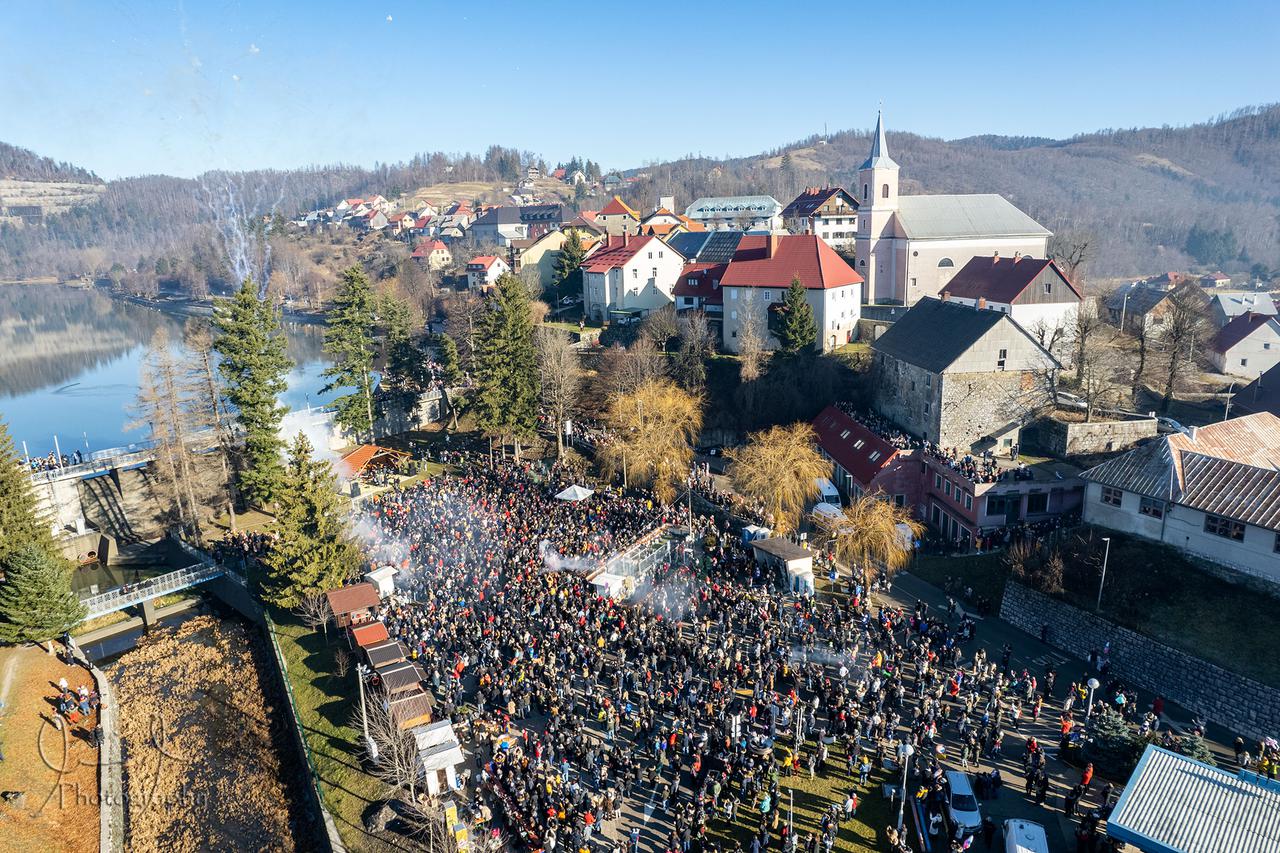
xmin=1082 ymin=708 xmax=1144 ymax=781
xmin=1176 ymin=733 xmax=1216 ymax=766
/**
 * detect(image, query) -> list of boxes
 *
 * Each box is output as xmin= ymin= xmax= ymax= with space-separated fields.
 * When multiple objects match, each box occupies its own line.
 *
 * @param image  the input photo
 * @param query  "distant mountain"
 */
xmin=0 ymin=142 xmax=101 ymax=183
xmin=618 ymin=105 xmax=1280 ymax=279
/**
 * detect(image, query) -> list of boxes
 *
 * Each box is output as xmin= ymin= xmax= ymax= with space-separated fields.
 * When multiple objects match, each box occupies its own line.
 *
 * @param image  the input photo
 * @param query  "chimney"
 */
xmin=992 ymin=251 xmax=1000 ymax=264
xmin=659 ymin=195 xmax=674 ymax=212
xmin=767 ymin=234 xmax=781 ymax=258
xmin=1014 ymin=251 xmax=1022 ymax=263
xmin=622 ymin=233 xmax=630 ymax=247
xmin=977 ymin=297 xmax=987 ymax=310
xmin=1189 ymin=425 xmax=1199 ymax=442
xmin=941 ymin=291 xmax=950 ymax=302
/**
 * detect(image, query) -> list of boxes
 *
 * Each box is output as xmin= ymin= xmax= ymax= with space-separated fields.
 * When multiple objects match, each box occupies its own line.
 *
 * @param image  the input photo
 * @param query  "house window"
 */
xmin=868 ymin=451 xmax=881 ymax=463
xmin=894 ymin=494 xmax=906 ymax=508
xmin=632 ymin=269 xmax=638 ymax=278
xmin=840 ymin=430 xmax=852 ymax=440
xmin=938 ymin=258 xmax=954 ymax=268
xmin=730 ymin=290 xmax=738 ymax=300
xmin=658 ymin=251 xmax=663 ymax=258
xmin=1044 ymin=281 xmax=1052 ymax=294
xmin=924 ymin=401 xmax=931 ymax=415
xmin=1266 ymin=343 xmax=1272 ymax=350
xmin=764 ymin=290 xmax=772 ymax=301
xmin=944 ymin=480 xmax=952 ymax=497
xmin=1204 ymin=514 xmax=1245 ymax=541
xmin=1027 ymin=493 xmax=1048 ymax=514
xmin=1101 ymin=486 xmax=1123 ymax=507
xmin=731 ymin=311 xmax=737 ymax=320
xmin=852 ymin=439 xmax=864 ymax=449
xmin=997 ymin=348 xmax=1008 ymax=370
xmin=1138 ymin=496 xmax=1165 ymax=519
xmin=648 ymin=252 xmax=653 ymax=259
xmin=863 ymin=184 xmax=868 ymax=200
xmin=935 ymin=474 xmax=942 ymax=489
xmin=910 ymin=277 xmax=917 ymax=289
xmin=964 ymin=493 xmax=973 ymax=510
xmin=882 ymin=183 xmax=890 ymax=199
xmin=652 ymin=267 xmax=658 ymax=279
xmin=1241 ymin=358 xmax=1249 ymax=367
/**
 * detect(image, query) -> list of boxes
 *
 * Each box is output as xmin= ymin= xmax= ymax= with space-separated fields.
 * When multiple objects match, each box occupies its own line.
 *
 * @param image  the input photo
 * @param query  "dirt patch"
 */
xmin=110 ymin=616 xmax=316 ymax=852
xmin=0 ymin=644 xmax=101 ymax=853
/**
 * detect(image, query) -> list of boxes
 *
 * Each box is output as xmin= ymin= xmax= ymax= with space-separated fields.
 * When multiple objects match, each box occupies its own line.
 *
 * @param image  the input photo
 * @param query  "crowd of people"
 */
xmin=26 ymin=448 xmax=85 ymax=472
xmin=334 ymin=453 xmax=1142 ymax=853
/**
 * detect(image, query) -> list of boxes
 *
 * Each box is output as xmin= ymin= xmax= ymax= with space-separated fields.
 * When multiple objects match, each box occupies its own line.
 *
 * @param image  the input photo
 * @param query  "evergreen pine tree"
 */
xmin=260 ymin=433 xmax=360 ymax=608
xmin=553 ymin=230 xmax=587 ymax=291
xmin=0 ymin=543 xmax=86 ymax=643
xmin=0 ymin=418 xmax=56 ymax=566
xmin=323 ymin=266 xmax=378 ymax=440
xmin=380 ymin=292 xmax=427 ymax=416
xmin=1176 ymin=733 xmax=1217 ymax=766
xmin=213 ymin=278 xmax=293 ymax=506
xmin=473 ymin=273 xmax=540 ymax=452
xmin=777 ymin=277 xmax=818 ymax=357
xmin=1083 ymin=706 xmax=1142 ymax=779
xmin=437 ymin=333 xmax=464 ymax=429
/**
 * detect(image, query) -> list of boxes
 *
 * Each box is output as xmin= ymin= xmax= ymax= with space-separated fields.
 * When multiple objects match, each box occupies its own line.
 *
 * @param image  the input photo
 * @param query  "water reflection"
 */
xmin=0 ymin=284 xmax=335 ymax=456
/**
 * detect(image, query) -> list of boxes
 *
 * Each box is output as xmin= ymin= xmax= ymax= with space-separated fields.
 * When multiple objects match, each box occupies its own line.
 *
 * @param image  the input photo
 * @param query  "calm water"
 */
xmin=0 ymin=284 xmax=337 ymax=457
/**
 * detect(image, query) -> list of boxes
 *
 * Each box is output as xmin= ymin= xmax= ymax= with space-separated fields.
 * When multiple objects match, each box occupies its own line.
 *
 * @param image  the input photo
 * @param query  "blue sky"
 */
xmin=2 ymin=0 xmax=1277 ymax=179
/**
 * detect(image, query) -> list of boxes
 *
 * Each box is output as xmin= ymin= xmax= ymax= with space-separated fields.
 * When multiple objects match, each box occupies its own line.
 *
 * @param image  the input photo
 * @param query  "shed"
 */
xmin=325 ymin=582 xmax=380 ymax=629
xmin=349 ymin=621 xmax=390 ymax=649
xmin=1107 ymin=745 xmax=1280 ymax=853
xmin=375 ymin=659 xmax=428 ymax=695
xmin=742 ymin=525 xmax=773 ymax=544
xmin=413 ymin=720 xmax=467 ymax=795
xmin=339 ymin=444 xmax=411 ymax=478
xmin=363 ymin=639 xmax=408 ymax=668
xmin=364 ymin=565 xmax=398 ymax=598
xmin=751 ymin=537 xmax=815 ymax=594
xmin=388 ymin=688 xmax=434 ymax=730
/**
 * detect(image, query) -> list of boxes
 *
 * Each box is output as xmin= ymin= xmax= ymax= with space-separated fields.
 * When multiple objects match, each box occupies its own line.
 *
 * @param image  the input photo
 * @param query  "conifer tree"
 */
xmin=473 ymin=273 xmax=541 ymax=454
xmin=213 ymin=279 xmax=293 ymax=506
xmin=0 ymin=544 xmax=86 ymax=643
xmin=553 ymin=230 xmax=587 ymax=290
xmin=777 ymin=277 xmax=818 ymax=357
xmin=437 ymin=333 xmax=464 ymax=430
xmin=260 ymin=433 xmax=360 ymax=608
xmin=0 ymin=417 xmax=56 ymax=567
xmin=323 ymin=266 xmax=378 ymax=440
xmin=380 ymin=292 xmax=427 ymax=416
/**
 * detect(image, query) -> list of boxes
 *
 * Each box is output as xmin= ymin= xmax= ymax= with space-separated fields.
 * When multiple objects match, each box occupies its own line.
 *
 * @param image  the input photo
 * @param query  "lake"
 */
xmin=0 ymin=284 xmax=337 ymax=458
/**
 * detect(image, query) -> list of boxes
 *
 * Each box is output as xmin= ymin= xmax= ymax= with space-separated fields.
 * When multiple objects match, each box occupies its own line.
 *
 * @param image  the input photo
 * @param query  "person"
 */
xmin=1081 ymin=762 xmax=1094 ymax=794
xmin=980 ymin=817 xmax=996 ymax=849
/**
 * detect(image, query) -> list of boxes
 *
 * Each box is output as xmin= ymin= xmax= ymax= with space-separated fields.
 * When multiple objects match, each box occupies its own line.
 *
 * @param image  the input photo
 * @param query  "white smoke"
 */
xmin=279 ymin=410 xmax=342 ymax=468
xmin=198 ymin=171 xmax=286 ymax=295
xmin=537 ymin=539 xmax=601 ymax=576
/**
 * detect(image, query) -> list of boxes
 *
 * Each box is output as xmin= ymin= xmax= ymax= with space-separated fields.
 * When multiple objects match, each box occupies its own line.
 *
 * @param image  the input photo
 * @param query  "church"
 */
xmin=854 ymin=112 xmax=1052 ymax=305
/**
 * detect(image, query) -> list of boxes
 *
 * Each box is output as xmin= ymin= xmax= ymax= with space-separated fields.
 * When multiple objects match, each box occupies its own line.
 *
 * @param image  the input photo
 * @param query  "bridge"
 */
xmin=80 ymin=563 xmax=231 ymax=619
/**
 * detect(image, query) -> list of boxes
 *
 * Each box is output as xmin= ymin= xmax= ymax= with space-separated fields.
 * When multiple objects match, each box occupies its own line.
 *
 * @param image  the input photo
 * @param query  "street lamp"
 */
xmin=896 ymin=742 xmax=915 ymax=832
xmin=1097 ymin=537 xmax=1112 ymax=612
xmin=1086 ymin=677 xmax=1100 ymax=721
xmin=357 ymin=662 xmax=379 ymax=761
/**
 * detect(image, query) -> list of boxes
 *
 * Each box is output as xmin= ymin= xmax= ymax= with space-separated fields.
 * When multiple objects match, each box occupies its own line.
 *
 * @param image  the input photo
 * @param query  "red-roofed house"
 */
xmin=674 ymin=263 xmax=727 ymax=316
xmin=412 ymin=239 xmax=452 ymax=270
xmin=597 ymin=196 xmax=641 ymax=237
xmin=1210 ymin=312 xmax=1280 ymax=379
xmin=941 ymin=254 xmax=1081 ymax=338
xmin=718 ymin=235 xmax=863 ymax=353
xmin=781 ymin=187 xmax=860 ymax=249
xmin=811 ymin=406 xmax=920 ymax=502
xmin=466 ymin=255 xmax=510 ymax=289
xmin=582 ymin=235 xmax=685 ymax=323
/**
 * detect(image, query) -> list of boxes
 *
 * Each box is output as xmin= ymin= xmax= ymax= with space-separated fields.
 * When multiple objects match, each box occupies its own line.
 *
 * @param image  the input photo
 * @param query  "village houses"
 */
xmin=466 ymin=255 xmax=510 ymax=289
xmin=781 ymin=187 xmax=860 ymax=250
xmin=580 ymin=235 xmax=685 ymax=324
xmin=1210 ymin=312 xmax=1280 ymax=379
xmin=940 ymin=254 xmax=1082 ymax=340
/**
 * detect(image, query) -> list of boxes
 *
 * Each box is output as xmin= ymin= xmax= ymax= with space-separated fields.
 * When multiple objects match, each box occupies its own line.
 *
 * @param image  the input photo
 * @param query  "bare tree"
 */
xmin=674 ymin=310 xmax=713 ymax=392
xmin=1071 ymin=297 xmax=1106 ymax=380
xmin=641 ymin=305 xmax=679 ymax=355
xmin=536 ymin=327 xmax=581 ymax=458
xmin=1049 ymin=233 xmax=1091 ymax=283
xmin=185 ymin=319 xmax=239 ymax=532
xmin=1159 ymin=290 xmax=1210 ymax=412
xmin=361 ymin=693 xmax=422 ymax=800
xmin=737 ymin=291 xmax=767 ymax=382
xmin=443 ymin=291 xmax=487 ymax=370
xmin=401 ymin=795 xmax=461 ymax=853
xmin=294 ymin=590 xmax=332 ymax=641
xmin=601 ymin=338 xmax=666 ymax=400
xmin=1077 ymin=335 xmax=1124 ymax=422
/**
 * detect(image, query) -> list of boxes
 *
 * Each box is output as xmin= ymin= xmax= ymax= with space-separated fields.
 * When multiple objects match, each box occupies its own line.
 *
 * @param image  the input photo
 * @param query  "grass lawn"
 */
xmin=708 ymin=739 xmax=899 ymax=853
xmin=271 ymin=614 xmax=395 ymax=852
xmin=909 ymin=551 xmax=1010 ymax=605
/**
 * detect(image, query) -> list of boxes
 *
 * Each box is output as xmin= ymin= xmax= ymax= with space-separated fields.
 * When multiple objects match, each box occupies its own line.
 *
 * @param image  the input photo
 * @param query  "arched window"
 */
xmin=882 ymin=183 xmax=890 ymax=199
xmin=862 ymin=184 xmax=868 ymax=201
xmin=938 ymin=258 xmax=954 ymax=268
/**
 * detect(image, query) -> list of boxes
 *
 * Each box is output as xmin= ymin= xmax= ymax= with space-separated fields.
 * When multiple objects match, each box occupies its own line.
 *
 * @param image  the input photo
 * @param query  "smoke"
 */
xmin=632 ymin=571 xmax=700 ymax=622
xmin=279 ymin=409 xmax=342 ymax=468
xmin=537 ymin=539 xmax=601 ymax=576
xmin=198 ymin=171 xmax=286 ymax=296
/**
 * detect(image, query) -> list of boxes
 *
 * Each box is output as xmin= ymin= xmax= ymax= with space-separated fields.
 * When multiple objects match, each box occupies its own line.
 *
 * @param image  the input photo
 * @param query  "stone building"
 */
xmin=870 ymin=297 xmax=1058 ymax=451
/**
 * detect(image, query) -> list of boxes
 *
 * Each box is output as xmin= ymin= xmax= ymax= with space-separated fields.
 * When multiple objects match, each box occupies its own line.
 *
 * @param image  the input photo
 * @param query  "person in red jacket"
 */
xmin=1081 ymin=762 xmax=1094 ymax=793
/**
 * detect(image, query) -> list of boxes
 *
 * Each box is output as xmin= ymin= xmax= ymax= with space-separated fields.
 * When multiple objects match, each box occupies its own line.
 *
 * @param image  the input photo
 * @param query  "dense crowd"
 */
xmin=341 ymin=456 xmax=1136 ymax=853
xmin=26 ymin=449 xmax=85 ymax=472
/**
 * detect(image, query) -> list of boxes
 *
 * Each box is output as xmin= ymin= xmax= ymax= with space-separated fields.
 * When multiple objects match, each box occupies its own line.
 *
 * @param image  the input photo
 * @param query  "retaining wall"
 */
xmin=999 ymin=581 xmax=1280 ymax=741
xmin=69 ymin=640 xmax=123 ymax=853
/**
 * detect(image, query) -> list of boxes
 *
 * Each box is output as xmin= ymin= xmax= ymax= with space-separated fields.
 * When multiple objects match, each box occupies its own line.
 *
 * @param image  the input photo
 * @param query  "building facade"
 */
xmin=684 ymin=195 xmax=783 ymax=232
xmin=781 ymin=187 xmax=860 ymax=250
xmin=581 ymin=235 xmax=685 ymax=323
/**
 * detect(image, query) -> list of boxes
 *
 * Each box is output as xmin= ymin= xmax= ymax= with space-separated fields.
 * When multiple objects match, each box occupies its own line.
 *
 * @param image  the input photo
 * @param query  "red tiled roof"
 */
xmin=1213 ymin=311 xmax=1277 ymax=355
xmin=811 ymin=406 xmax=898 ymax=489
xmin=720 ymin=235 xmax=862 ymax=290
xmin=781 ymin=186 xmax=856 ymax=220
xmin=411 ymin=240 xmax=448 ymax=258
xmin=673 ymin=263 xmax=728 ymax=304
xmin=325 ymin=582 xmax=380 ymax=616
xmin=468 ymin=255 xmax=500 ymax=269
xmin=551 ymin=168 xmax=566 ymax=179
xmin=582 ymin=235 xmax=657 ymax=273
xmin=350 ymin=621 xmax=390 ymax=648
xmin=942 ymin=255 xmax=1080 ymax=303
xmin=599 ymin=196 xmax=639 ymax=218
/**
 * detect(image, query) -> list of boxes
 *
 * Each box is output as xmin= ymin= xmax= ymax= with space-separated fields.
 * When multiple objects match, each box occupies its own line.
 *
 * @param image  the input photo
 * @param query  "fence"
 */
xmin=80 ymin=563 xmax=223 ymax=617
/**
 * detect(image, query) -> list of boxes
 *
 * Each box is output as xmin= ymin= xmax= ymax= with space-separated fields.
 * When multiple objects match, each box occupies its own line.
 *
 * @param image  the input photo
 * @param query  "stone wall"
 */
xmin=938 ymin=369 xmax=1047 ymax=450
xmin=999 ymin=581 xmax=1280 ymax=740
xmin=1034 ymin=415 xmax=1157 ymax=457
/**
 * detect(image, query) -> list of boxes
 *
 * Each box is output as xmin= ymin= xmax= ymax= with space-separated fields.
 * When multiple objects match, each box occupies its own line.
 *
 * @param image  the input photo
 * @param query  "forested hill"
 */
xmin=621 ymin=105 xmax=1280 ymax=279
xmin=0 ymin=142 xmax=101 ymax=183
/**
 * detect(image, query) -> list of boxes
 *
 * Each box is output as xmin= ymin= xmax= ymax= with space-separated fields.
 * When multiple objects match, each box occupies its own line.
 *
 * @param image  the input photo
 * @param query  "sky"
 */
xmin=2 ymin=0 xmax=1278 ymax=180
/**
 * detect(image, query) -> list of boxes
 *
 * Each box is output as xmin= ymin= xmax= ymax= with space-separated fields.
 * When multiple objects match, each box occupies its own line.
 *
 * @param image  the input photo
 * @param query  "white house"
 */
xmin=781 ymin=187 xmax=860 ymax=250
xmin=717 ymin=235 xmax=863 ymax=354
xmin=1210 ymin=312 xmax=1280 ymax=379
xmin=581 ymin=235 xmax=685 ymax=323
xmin=854 ymin=111 xmax=1052 ymax=305
xmin=1209 ymin=291 xmax=1277 ymax=328
xmin=466 ymin=255 xmax=509 ymax=289
xmin=684 ymin=195 xmax=784 ymax=232
xmin=412 ymin=239 xmax=453 ymax=270
xmin=941 ymin=254 xmax=1081 ymax=341
xmin=1081 ymin=412 xmax=1280 ymax=583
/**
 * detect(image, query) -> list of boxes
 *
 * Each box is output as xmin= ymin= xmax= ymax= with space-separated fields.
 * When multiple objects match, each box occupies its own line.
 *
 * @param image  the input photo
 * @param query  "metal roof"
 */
xmin=895 ymin=194 xmax=1051 ymax=240
xmin=1108 ymin=745 xmax=1280 ymax=853
xmin=860 ymin=110 xmax=899 ymax=171
xmin=685 ymin=195 xmax=782 ymax=217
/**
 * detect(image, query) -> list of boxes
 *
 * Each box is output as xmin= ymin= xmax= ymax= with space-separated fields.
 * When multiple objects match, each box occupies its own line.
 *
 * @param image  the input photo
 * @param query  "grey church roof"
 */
xmin=860 ymin=110 xmax=898 ymax=171
xmin=872 ymin=297 xmax=1011 ymax=373
xmin=894 ymin=194 xmax=1051 ymax=240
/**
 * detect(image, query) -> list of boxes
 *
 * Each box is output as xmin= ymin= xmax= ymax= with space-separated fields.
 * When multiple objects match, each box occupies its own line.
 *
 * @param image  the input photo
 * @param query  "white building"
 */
xmin=781 ymin=187 xmax=860 ymax=250
xmin=466 ymin=255 xmax=509 ymax=289
xmin=717 ymin=235 xmax=863 ymax=353
xmin=1081 ymin=412 xmax=1280 ymax=583
xmin=854 ymin=112 xmax=1052 ymax=305
xmin=412 ymin=720 xmax=467 ymax=796
xmin=684 ymin=195 xmax=783 ymax=232
xmin=581 ymin=235 xmax=686 ymax=323
xmin=1210 ymin=312 xmax=1280 ymax=379
xmin=940 ymin=254 xmax=1081 ymax=341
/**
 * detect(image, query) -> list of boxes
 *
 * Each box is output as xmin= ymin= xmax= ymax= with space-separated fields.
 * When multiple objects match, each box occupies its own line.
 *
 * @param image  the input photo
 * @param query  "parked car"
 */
xmin=1003 ymin=819 xmax=1050 ymax=853
xmin=944 ymin=770 xmax=982 ymax=837
xmin=1056 ymin=390 xmax=1087 ymax=411
xmin=1156 ymin=416 xmax=1190 ymax=435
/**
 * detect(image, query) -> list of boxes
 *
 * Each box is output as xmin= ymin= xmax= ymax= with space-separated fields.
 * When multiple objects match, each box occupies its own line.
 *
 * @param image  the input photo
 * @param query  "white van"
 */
xmin=1003 ymin=819 xmax=1050 ymax=853
xmin=943 ymin=770 xmax=982 ymax=836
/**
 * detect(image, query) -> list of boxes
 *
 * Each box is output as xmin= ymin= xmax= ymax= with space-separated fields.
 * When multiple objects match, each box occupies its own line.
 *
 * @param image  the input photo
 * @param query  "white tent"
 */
xmin=554 ymin=484 xmax=595 ymax=502
xmin=742 ymin=524 xmax=773 ymax=543
xmin=815 ymin=478 xmax=840 ymax=503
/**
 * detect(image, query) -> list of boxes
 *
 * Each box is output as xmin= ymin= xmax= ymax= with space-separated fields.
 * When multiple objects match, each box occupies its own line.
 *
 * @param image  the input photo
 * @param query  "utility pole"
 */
xmin=357 ymin=663 xmax=378 ymax=760
xmin=1096 ymin=537 xmax=1112 ymax=612
xmin=1223 ymin=381 xmax=1235 ymax=421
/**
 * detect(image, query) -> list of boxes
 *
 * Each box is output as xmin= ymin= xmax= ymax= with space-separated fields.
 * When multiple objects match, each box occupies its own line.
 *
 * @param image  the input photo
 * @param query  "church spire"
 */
xmin=860 ymin=109 xmax=898 ymax=171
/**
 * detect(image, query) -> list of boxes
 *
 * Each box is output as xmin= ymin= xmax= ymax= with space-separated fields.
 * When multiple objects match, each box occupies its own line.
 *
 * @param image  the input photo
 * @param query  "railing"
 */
xmin=81 ymin=563 xmax=224 ymax=617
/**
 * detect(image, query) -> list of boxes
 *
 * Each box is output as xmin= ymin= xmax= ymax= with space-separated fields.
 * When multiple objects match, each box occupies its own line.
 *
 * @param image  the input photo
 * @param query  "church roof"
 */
xmin=894 ymin=194 xmax=1051 ymax=240
xmin=860 ymin=111 xmax=898 ymax=171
